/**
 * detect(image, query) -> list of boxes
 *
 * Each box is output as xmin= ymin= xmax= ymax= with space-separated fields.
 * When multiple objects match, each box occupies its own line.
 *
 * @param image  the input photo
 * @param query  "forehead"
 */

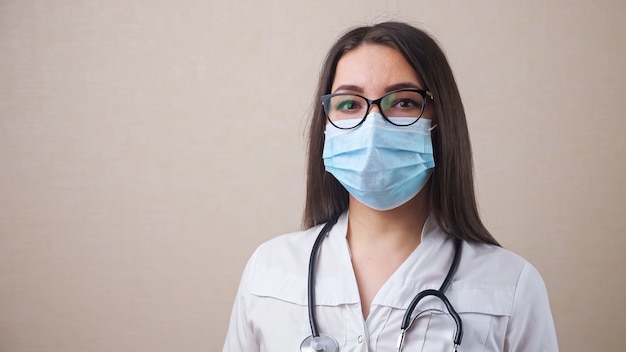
xmin=331 ymin=44 xmax=423 ymax=93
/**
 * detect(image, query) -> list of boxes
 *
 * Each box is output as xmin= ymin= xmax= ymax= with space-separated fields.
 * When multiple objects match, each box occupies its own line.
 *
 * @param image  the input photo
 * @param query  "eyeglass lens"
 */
xmin=324 ymin=90 xmax=425 ymax=129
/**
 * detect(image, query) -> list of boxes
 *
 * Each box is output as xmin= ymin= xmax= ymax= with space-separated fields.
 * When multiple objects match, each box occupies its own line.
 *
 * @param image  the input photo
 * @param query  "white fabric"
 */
xmin=223 ymin=213 xmax=559 ymax=351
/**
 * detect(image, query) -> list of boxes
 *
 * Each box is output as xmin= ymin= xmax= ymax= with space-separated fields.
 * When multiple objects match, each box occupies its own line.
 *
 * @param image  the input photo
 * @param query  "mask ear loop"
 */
xmin=428 ymin=124 xmax=438 ymax=132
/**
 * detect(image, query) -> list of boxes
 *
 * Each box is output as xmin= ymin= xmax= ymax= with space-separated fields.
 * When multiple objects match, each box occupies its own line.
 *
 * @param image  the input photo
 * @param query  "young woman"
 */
xmin=223 ymin=21 xmax=558 ymax=351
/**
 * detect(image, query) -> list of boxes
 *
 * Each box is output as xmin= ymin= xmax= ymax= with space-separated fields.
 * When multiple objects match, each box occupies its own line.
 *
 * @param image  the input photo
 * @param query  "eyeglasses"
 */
xmin=321 ymin=89 xmax=433 ymax=130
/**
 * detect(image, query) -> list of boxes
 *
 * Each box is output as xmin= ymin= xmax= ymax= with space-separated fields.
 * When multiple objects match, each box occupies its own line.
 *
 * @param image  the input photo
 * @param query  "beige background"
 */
xmin=1 ymin=1 xmax=624 ymax=351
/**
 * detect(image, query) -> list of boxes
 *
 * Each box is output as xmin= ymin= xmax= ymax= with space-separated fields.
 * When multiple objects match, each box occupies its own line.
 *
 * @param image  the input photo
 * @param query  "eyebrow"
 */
xmin=332 ymin=82 xmax=423 ymax=94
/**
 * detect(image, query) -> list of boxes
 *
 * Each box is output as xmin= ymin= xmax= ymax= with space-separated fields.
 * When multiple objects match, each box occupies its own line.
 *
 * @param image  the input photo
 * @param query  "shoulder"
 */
xmin=446 ymin=241 xmax=558 ymax=349
xmin=237 ymin=224 xmax=326 ymax=304
xmin=251 ymin=223 xmax=324 ymax=270
xmin=459 ymin=241 xmax=543 ymax=288
xmin=452 ymin=240 xmax=551 ymax=315
xmin=462 ymin=245 xmax=560 ymax=349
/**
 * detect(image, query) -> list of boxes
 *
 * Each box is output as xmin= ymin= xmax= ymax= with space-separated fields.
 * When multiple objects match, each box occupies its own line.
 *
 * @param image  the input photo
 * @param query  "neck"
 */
xmin=346 ymin=184 xmax=431 ymax=250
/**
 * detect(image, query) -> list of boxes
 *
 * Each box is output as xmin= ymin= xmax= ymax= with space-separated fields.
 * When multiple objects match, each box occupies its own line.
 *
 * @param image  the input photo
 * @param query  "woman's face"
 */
xmin=331 ymin=44 xmax=433 ymax=120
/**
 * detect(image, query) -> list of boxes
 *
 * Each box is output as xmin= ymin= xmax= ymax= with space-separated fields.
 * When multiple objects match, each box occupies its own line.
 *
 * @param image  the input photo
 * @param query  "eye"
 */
xmin=333 ymin=96 xmax=364 ymax=113
xmin=392 ymin=98 xmax=419 ymax=109
xmin=382 ymin=91 xmax=424 ymax=117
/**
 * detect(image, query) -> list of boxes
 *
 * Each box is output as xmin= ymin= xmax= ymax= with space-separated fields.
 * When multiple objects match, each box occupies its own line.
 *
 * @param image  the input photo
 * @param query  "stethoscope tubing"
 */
xmin=306 ymin=215 xmax=464 ymax=350
xmin=307 ymin=215 xmax=339 ymax=338
xmin=400 ymin=239 xmax=463 ymax=346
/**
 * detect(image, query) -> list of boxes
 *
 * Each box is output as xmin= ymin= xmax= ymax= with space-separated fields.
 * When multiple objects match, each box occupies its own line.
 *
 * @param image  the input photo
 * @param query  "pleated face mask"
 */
xmin=322 ymin=112 xmax=435 ymax=211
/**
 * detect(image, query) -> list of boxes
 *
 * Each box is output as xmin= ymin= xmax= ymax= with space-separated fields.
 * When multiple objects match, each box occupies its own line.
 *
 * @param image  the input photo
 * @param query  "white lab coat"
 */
xmin=223 ymin=213 xmax=559 ymax=351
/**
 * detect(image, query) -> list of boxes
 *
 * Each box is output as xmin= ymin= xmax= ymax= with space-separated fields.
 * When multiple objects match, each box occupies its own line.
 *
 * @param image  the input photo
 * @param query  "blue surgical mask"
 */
xmin=322 ymin=112 xmax=435 ymax=211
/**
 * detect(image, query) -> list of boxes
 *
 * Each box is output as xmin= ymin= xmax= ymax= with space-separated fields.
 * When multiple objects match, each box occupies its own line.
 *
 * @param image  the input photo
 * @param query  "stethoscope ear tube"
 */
xmin=400 ymin=289 xmax=463 ymax=347
xmin=399 ymin=239 xmax=464 ymax=349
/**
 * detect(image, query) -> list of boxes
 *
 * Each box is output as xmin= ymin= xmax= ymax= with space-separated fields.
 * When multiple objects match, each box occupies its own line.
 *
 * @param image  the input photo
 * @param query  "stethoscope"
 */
xmin=300 ymin=215 xmax=464 ymax=352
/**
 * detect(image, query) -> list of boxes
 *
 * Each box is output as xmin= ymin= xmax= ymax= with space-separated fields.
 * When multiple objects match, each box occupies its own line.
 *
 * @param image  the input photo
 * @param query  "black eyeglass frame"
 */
xmin=320 ymin=89 xmax=434 ymax=130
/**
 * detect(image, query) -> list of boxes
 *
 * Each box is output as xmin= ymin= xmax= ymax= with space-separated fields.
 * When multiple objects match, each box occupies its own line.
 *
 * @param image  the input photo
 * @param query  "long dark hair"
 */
xmin=303 ymin=22 xmax=499 ymax=246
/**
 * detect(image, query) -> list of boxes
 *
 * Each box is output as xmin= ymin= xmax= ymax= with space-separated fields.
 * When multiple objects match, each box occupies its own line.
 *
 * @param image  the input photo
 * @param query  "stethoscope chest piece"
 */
xmin=300 ymin=334 xmax=339 ymax=352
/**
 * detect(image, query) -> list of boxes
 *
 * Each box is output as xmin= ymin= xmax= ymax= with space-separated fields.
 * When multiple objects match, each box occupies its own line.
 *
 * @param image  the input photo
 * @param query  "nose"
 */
xmin=367 ymin=102 xmax=383 ymax=115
